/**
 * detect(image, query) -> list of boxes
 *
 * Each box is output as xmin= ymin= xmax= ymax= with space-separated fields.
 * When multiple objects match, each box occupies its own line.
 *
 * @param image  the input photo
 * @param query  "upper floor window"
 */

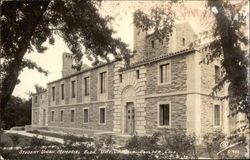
xmin=99 ymin=107 xmax=106 ymax=124
xmin=159 ymin=103 xmax=170 ymax=126
xmin=83 ymin=108 xmax=89 ymax=123
xmin=61 ymin=84 xmax=64 ymax=100
xmin=84 ymin=77 xmax=90 ymax=96
xmin=119 ymin=74 xmax=122 ymax=83
xmin=52 ymin=86 xmax=55 ymax=101
xmin=151 ymin=40 xmax=155 ymax=48
xmin=136 ymin=70 xmax=140 ymax=79
xmin=71 ymin=80 xmax=76 ymax=98
xmin=214 ymin=105 xmax=220 ymax=126
xmin=182 ymin=38 xmax=185 ymax=46
xmin=159 ymin=63 xmax=170 ymax=84
xmin=215 ymin=65 xmax=220 ymax=83
xmin=100 ymin=72 xmax=106 ymax=94
xmin=71 ymin=109 xmax=75 ymax=122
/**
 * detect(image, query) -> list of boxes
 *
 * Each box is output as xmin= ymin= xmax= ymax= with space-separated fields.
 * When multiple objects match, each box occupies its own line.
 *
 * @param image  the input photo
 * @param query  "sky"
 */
xmin=12 ymin=0 xmax=249 ymax=99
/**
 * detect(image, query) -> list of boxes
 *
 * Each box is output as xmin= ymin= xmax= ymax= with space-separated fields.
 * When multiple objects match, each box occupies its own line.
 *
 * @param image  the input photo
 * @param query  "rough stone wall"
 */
xmin=200 ymin=95 xmax=224 ymax=136
xmin=145 ymin=95 xmax=187 ymax=135
xmin=90 ymin=69 xmax=98 ymax=101
xmin=146 ymin=54 xmax=187 ymax=95
xmin=47 ymin=101 xmax=114 ymax=131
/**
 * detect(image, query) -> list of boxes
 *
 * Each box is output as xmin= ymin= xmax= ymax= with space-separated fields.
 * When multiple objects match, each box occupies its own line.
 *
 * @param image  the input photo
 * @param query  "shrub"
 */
xmin=63 ymin=134 xmax=94 ymax=146
xmin=9 ymin=134 xmax=20 ymax=147
xmin=161 ymin=128 xmax=197 ymax=158
xmin=125 ymin=132 xmax=160 ymax=151
xmin=203 ymin=130 xmax=226 ymax=158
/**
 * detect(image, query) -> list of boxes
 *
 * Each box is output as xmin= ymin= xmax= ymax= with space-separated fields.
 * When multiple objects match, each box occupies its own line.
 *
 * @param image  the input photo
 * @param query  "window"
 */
xmin=51 ymin=111 xmax=55 ymax=122
xmin=71 ymin=109 xmax=75 ymax=122
xmin=159 ymin=39 xmax=163 ymax=45
xmin=119 ymin=74 xmax=122 ymax=83
xmin=182 ymin=38 xmax=185 ymax=46
xmin=99 ymin=107 xmax=106 ymax=124
xmin=61 ymin=84 xmax=64 ymax=100
xmin=60 ymin=110 xmax=64 ymax=122
xmin=159 ymin=63 xmax=170 ymax=84
xmin=34 ymin=96 xmax=38 ymax=103
xmin=215 ymin=65 xmax=220 ymax=83
xmin=83 ymin=108 xmax=89 ymax=123
xmin=52 ymin=87 xmax=55 ymax=101
xmin=136 ymin=70 xmax=140 ymax=79
xmin=151 ymin=40 xmax=155 ymax=48
xmin=214 ymin=105 xmax=220 ymax=126
xmin=100 ymin=72 xmax=106 ymax=93
xmin=34 ymin=111 xmax=38 ymax=122
xmin=84 ymin=77 xmax=90 ymax=96
xmin=159 ymin=104 xmax=170 ymax=126
xmin=71 ymin=80 xmax=76 ymax=98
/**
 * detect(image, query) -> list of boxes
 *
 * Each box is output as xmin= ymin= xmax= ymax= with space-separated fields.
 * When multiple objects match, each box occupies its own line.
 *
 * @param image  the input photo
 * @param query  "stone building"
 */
xmin=31 ymin=22 xmax=238 ymax=141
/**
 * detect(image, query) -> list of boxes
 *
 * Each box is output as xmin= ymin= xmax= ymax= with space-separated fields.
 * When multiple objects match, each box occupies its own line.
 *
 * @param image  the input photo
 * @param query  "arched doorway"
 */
xmin=121 ymin=86 xmax=136 ymax=135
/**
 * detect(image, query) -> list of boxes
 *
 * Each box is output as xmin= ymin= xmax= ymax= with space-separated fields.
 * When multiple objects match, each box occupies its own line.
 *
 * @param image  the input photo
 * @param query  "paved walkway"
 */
xmin=5 ymin=130 xmax=64 ymax=144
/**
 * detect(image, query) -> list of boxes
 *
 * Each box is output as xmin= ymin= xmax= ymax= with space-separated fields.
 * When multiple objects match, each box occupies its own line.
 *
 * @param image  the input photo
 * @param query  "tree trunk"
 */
xmin=0 ymin=1 xmax=49 ymax=110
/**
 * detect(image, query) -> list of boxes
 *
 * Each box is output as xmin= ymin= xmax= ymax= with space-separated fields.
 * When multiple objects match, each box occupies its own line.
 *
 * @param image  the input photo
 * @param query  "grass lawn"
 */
xmin=0 ymin=132 xmax=59 ymax=147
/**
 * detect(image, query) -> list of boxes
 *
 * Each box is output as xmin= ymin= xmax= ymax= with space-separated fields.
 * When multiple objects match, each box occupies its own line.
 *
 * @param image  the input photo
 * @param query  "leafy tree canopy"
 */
xmin=0 ymin=0 xmax=131 ymax=110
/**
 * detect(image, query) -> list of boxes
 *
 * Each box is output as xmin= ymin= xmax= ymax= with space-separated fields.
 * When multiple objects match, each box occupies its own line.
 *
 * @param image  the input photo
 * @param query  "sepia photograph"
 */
xmin=0 ymin=0 xmax=249 ymax=159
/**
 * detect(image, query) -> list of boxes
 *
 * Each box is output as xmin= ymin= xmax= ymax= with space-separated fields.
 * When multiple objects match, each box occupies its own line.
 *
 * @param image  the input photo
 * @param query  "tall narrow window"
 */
xmin=84 ymin=77 xmax=90 ymax=96
xmin=60 ymin=110 xmax=64 ymax=122
xmin=52 ymin=87 xmax=55 ymax=101
xmin=100 ymin=72 xmax=106 ymax=93
xmin=83 ymin=108 xmax=89 ymax=123
xmin=159 ymin=63 xmax=170 ymax=84
xmin=35 ymin=112 xmax=38 ymax=122
xmin=61 ymin=84 xmax=64 ymax=100
xmin=71 ymin=109 xmax=75 ymax=122
xmin=151 ymin=40 xmax=155 ymax=48
xmin=99 ymin=107 xmax=106 ymax=124
xmin=182 ymin=38 xmax=185 ymax=46
xmin=215 ymin=65 xmax=220 ymax=83
xmin=119 ymin=74 xmax=122 ymax=83
xmin=71 ymin=80 xmax=76 ymax=98
xmin=51 ymin=111 xmax=54 ymax=122
xmin=159 ymin=104 xmax=170 ymax=126
xmin=214 ymin=105 xmax=220 ymax=126
xmin=136 ymin=70 xmax=140 ymax=79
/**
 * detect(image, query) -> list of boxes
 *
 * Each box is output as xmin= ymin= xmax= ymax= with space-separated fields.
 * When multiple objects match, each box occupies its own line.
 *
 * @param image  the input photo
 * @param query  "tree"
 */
xmin=0 ymin=0 xmax=131 ymax=114
xmin=133 ymin=0 xmax=249 ymax=121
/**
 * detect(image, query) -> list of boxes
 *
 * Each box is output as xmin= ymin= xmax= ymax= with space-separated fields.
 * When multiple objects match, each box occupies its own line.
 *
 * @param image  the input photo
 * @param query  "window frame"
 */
xmin=151 ymin=40 xmax=155 ymax=48
xmin=83 ymin=107 xmax=89 ymax=124
xmin=52 ymin=86 xmax=55 ymax=101
xmin=60 ymin=109 xmax=64 ymax=122
xmin=158 ymin=60 xmax=171 ymax=85
xmin=70 ymin=108 xmax=75 ymax=122
xmin=215 ymin=65 xmax=221 ymax=84
xmin=99 ymin=106 xmax=106 ymax=125
xmin=157 ymin=101 xmax=171 ymax=128
xmin=214 ymin=104 xmax=221 ymax=126
xmin=71 ymin=80 xmax=76 ymax=99
xmin=51 ymin=110 xmax=55 ymax=122
xmin=84 ymin=76 xmax=90 ymax=96
xmin=119 ymin=74 xmax=123 ymax=83
xmin=100 ymin=71 xmax=107 ymax=94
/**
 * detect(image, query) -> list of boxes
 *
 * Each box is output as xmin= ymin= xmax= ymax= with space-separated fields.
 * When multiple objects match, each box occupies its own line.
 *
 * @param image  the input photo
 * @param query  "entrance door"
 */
xmin=43 ymin=109 xmax=46 ymax=126
xmin=125 ymin=102 xmax=135 ymax=135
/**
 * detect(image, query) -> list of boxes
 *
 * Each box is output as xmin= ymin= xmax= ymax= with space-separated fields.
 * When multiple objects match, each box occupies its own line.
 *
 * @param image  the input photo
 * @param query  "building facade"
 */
xmin=31 ymin=22 xmax=237 ymax=140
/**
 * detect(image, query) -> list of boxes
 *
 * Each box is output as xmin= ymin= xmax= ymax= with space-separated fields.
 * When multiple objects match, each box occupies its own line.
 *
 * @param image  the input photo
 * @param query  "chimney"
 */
xmin=62 ymin=52 xmax=77 ymax=77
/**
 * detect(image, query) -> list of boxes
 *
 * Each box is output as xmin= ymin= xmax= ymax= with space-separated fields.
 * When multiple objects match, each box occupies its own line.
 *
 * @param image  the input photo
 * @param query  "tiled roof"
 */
xmin=120 ymin=48 xmax=196 ymax=71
